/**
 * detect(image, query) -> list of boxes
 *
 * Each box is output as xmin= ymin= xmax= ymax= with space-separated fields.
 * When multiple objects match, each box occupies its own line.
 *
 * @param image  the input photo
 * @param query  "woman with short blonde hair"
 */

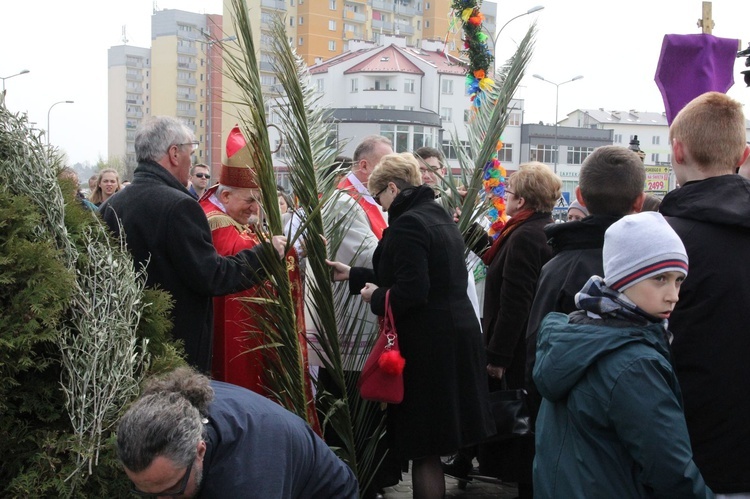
xmin=327 ymin=151 xmax=495 ymax=498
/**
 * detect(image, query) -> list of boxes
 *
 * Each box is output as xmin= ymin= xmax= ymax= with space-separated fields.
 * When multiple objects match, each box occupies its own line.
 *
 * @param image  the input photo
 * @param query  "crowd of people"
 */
xmin=92 ymin=90 xmax=749 ymax=498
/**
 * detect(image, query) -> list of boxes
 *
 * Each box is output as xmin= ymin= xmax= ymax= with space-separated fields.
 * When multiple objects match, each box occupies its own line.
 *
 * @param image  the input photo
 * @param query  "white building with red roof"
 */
xmin=294 ymin=35 xmax=524 ymax=172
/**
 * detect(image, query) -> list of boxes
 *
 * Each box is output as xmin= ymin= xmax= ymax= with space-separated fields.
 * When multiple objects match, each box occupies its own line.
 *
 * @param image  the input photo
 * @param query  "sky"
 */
xmin=2 ymin=0 xmax=749 ymax=165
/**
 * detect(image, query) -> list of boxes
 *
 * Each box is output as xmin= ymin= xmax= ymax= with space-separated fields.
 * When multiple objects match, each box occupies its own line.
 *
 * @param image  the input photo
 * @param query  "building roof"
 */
xmin=401 ymin=46 xmax=467 ymax=76
xmin=575 ymin=108 xmax=669 ymax=126
xmin=308 ymin=40 xmax=468 ymax=78
xmin=309 ymin=49 xmax=371 ymax=75
xmin=344 ymin=45 xmax=424 ymax=75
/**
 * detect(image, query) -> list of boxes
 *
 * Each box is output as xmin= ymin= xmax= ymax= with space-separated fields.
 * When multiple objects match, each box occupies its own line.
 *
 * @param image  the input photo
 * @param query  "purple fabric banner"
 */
xmin=655 ymin=34 xmax=738 ymax=125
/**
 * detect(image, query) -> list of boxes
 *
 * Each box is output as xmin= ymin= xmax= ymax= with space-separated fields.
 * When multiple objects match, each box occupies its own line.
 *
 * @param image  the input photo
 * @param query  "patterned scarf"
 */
xmin=575 ymin=276 xmax=665 ymax=327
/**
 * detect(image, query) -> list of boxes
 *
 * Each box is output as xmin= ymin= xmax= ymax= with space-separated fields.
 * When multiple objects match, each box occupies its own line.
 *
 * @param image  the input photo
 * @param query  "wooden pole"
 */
xmin=697 ymin=1 xmax=714 ymax=34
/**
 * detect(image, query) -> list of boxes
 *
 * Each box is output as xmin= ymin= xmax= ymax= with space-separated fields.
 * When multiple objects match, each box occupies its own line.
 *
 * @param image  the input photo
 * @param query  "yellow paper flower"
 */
xmin=479 ymin=77 xmax=494 ymax=91
xmin=462 ymin=8 xmax=474 ymax=22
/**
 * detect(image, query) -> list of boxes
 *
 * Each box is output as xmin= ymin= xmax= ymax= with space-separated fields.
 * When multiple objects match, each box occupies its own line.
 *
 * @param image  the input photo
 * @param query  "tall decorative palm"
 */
xmin=440 ymin=25 xmax=537 ymax=250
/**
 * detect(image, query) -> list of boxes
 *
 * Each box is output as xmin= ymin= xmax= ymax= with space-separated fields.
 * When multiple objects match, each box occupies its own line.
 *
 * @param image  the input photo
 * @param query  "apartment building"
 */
xmin=108 ymin=9 xmax=225 ymax=175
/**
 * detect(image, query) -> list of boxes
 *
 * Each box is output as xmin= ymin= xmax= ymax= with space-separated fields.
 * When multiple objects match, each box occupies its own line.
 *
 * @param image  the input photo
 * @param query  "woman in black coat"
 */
xmin=328 ymin=153 xmax=494 ymax=499
xmin=481 ymin=161 xmax=561 ymax=498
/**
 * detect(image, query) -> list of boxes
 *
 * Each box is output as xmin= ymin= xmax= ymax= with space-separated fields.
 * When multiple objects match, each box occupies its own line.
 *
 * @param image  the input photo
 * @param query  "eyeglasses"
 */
xmin=194 ymin=173 xmax=210 ymax=179
xmin=130 ymin=460 xmax=193 ymax=497
xmin=175 ymin=141 xmax=200 ymax=152
xmin=503 ymin=189 xmax=516 ymax=199
xmin=372 ymin=186 xmax=388 ymax=205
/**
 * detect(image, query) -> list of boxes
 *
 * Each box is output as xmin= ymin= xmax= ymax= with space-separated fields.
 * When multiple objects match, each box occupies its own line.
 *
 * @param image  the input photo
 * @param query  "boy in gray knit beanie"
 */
xmin=532 ymin=212 xmax=712 ymax=498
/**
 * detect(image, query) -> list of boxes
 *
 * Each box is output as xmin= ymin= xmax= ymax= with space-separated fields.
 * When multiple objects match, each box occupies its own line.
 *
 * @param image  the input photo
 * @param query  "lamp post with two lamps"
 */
xmin=1 ymin=69 xmax=30 ymax=95
xmin=532 ymin=74 xmax=583 ymax=173
xmin=484 ymin=6 xmax=544 ymax=75
xmin=47 ymin=100 xmax=74 ymax=146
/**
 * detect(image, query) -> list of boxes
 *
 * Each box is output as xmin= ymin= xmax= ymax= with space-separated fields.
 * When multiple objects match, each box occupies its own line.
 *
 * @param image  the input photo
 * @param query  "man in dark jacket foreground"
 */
xmin=660 ymin=91 xmax=750 ymax=495
xmin=117 ymin=368 xmax=358 ymax=498
xmin=524 ymin=145 xmax=645 ymax=419
xmin=101 ymin=116 xmax=285 ymax=372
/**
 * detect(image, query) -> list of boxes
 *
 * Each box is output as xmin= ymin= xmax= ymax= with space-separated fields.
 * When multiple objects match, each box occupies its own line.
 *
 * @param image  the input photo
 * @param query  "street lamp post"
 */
xmin=486 ymin=6 xmax=544 ymax=75
xmin=47 ymin=100 xmax=74 ymax=146
xmin=1 ymin=69 xmax=30 ymax=94
xmin=532 ymin=74 xmax=583 ymax=173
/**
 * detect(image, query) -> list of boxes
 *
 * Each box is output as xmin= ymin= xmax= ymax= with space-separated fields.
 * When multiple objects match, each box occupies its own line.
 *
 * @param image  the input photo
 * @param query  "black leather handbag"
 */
xmin=487 ymin=388 xmax=532 ymax=441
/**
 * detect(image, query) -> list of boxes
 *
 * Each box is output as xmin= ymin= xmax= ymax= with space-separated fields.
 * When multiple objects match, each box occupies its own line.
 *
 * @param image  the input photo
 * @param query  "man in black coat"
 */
xmin=101 ymin=116 xmax=285 ymax=372
xmin=524 ymin=145 xmax=645 ymax=419
xmin=660 ymin=91 xmax=750 ymax=495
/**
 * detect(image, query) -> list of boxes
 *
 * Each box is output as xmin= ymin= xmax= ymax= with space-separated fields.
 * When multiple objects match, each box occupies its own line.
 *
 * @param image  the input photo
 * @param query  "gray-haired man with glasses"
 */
xmin=101 ymin=116 xmax=287 ymax=372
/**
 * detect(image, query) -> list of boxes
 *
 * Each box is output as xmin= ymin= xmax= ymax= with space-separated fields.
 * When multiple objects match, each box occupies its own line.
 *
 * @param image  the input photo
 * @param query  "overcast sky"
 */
xmin=2 ymin=0 xmax=748 ymax=165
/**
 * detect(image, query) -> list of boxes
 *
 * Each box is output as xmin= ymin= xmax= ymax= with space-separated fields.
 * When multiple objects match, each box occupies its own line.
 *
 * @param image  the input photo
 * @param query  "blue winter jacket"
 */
xmin=533 ymin=312 xmax=713 ymax=498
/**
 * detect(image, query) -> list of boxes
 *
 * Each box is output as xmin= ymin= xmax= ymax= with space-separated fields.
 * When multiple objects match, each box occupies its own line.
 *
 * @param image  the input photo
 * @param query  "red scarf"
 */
xmin=481 ymin=209 xmax=535 ymax=265
xmin=337 ymin=177 xmax=388 ymax=240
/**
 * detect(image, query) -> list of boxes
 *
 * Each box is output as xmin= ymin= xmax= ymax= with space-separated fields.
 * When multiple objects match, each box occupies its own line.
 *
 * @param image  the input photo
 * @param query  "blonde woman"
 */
xmin=328 ymin=152 xmax=494 ymax=498
xmin=90 ymin=168 xmax=121 ymax=206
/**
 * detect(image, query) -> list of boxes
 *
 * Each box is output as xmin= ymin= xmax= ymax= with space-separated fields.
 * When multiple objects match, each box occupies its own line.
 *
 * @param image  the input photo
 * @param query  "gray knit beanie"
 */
xmin=603 ymin=212 xmax=688 ymax=292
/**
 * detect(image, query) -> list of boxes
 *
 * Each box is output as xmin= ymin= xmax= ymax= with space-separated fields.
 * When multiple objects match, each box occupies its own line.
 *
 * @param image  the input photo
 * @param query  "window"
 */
xmin=299 ymin=16 xmax=303 ymax=25
xmin=567 ymin=146 xmax=595 ymax=165
xmin=329 ymin=0 xmax=336 ymax=8
xmin=328 ymin=40 xmax=336 ymax=51
xmin=442 ymin=140 xmax=470 ymax=160
xmin=404 ymin=79 xmax=415 ymax=93
xmin=290 ymin=17 xmax=294 ymax=26
xmin=498 ymin=143 xmax=513 ymax=162
xmin=614 ymin=133 xmax=622 ymax=143
xmin=652 ymin=135 xmax=660 ymax=145
xmin=440 ymin=107 xmax=452 ymax=122
xmin=508 ymin=111 xmax=522 ymax=126
xmin=441 ymin=79 xmax=453 ymax=95
xmin=329 ymin=20 xmax=336 ymax=31
xmin=350 ymin=78 xmax=358 ymax=93
xmin=463 ymin=109 xmax=471 ymax=123
xmin=425 ymin=20 xmax=430 ymax=28
xmin=417 ymin=20 xmax=421 ymax=30
xmin=404 ymin=106 xmax=414 ymax=111
xmin=651 ymin=153 xmax=659 ymax=163
xmin=298 ymin=37 xmax=303 ymax=45
xmin=380 ymin=124 xmax=410 ymax=152
xmin=530 ymin=144 xmax=557 ymax=164
xmin=316 ymin=79 xmax=325 ymax=92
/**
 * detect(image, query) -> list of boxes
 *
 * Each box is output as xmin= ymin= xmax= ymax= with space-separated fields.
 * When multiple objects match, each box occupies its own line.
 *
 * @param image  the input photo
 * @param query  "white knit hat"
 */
xmin=603 ymin=212 xmax=688 ymax=292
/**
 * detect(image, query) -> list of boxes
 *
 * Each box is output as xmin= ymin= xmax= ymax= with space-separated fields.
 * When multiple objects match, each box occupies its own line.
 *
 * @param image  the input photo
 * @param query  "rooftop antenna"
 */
xmin=153 ymin=0 xmax=158 ymax=14
xmin=121 ymin=25 xmax=129 ymax=45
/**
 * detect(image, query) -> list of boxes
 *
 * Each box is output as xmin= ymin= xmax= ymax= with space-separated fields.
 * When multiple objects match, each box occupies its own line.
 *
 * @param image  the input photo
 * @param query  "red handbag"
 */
xmin=358 ymin=290 xmax=406 ymax=404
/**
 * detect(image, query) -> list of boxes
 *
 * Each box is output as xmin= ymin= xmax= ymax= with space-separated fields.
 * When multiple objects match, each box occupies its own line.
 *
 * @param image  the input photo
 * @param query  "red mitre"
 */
xmin=221 ymin=125 xmax=259 ymax=188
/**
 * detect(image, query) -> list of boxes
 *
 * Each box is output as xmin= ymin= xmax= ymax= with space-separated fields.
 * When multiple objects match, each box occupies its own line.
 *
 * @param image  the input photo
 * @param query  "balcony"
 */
xmin=178 ymin=62 xmax=198 ymax=71
xmin=344 ymin=30 xmax=364 ymax=40
xmin=177 ymin=92 xmax=197 ymax=102
xmin=126 ymin=110 xmax=144 ymax=119
xmin=177 ymin=45 xmax=198 ymax=56
xmin=344 ymin=10 xmax=366 ymax=22
xmin=396 ymin=5 xmax=416 ymax=16
xmin=126 ymin=98 xmax=145 ymax=105
xmin=372 ymin=19 xmax=393 ymax=31
xmin=126 ymin=59 xmax=144 ymax=68
xmin=259 ymin=61 xmax=275 ymax=72
xmin=394 ymin=23 xmax=413 ymax=35
xmin=177 ymin=76 xmax=198 ymax=86
xmin=177 ymin=108 xmax=197 ymax=118
xmin=372 ymin=0 xmax=395 ymax=11
xmin=261 ymin=0 xmax=286 ymax=10
xmin=126 ymin=73 xmax=144 ymax=81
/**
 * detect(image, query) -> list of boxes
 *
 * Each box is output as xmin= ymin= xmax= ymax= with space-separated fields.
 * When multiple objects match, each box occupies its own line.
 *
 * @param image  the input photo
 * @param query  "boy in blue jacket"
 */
xmin=533 ymin=211 xmax=712 ymax=498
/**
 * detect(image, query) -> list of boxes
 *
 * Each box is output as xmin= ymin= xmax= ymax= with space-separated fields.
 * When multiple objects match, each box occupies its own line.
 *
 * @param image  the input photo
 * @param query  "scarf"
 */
xmin=575 ymin=276 xmax=666 ymax=328
xmin=481 ymin=209 xmax=535 ymax=265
